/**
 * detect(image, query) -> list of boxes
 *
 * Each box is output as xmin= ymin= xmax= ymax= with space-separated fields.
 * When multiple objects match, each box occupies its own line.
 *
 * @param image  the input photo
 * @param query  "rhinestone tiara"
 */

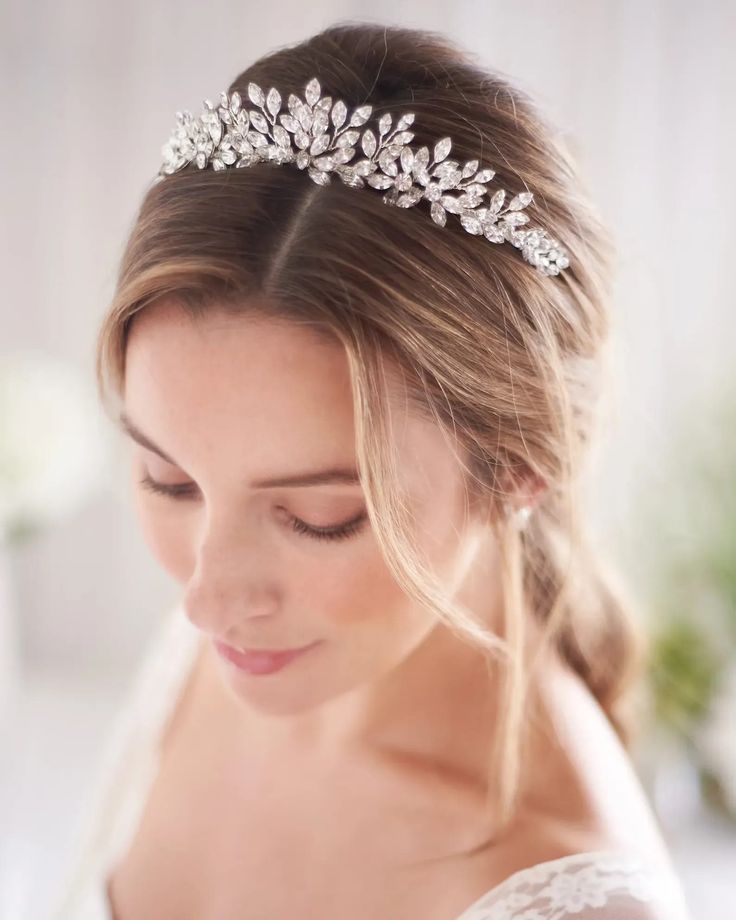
xmin=157 ymin=77 xmax=570 ymax=277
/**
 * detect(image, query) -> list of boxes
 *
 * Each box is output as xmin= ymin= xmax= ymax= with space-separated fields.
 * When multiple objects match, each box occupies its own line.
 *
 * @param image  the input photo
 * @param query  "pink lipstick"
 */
xmin=213 ymin=638 xmax=320 ymax=675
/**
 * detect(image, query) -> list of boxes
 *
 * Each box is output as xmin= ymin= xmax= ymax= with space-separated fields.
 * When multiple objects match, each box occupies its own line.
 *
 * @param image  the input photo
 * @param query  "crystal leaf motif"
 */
xmin=157 ymin=78 xmax=570 ymax=277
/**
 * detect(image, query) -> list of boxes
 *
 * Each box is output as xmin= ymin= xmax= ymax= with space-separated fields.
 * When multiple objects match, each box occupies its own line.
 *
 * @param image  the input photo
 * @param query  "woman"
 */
xmin=51 ymin=21 xmax=691 ymax=920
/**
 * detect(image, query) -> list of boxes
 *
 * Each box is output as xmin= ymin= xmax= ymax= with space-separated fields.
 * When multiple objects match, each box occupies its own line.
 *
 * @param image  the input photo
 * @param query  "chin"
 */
xmin=213 ymin=648 xmax=372 ymax=721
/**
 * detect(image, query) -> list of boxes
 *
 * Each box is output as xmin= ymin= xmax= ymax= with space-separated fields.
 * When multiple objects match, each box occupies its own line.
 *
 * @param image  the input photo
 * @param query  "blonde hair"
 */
xmin=96 ymin=21 xmax=644 ymax=836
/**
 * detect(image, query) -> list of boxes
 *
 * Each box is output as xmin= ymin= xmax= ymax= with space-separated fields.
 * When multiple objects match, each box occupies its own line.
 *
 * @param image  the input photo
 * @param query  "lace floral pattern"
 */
xmin=454 ymin=851 xmax=691 ymax=920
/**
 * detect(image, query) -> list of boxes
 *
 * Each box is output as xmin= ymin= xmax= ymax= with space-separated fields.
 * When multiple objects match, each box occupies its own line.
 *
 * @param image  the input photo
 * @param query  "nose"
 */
xmin=181 ymin=514 xmax=280 ymax=640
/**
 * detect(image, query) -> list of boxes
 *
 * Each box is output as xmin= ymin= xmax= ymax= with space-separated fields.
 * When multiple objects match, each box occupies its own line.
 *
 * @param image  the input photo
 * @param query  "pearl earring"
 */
xmin=512 ymin=505 xmax=533 ymax=530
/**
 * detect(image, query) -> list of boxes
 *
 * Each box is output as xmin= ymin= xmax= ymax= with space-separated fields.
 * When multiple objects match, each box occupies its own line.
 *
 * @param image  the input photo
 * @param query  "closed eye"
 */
xmin=137 ymin=474 xmax=367 ymax=543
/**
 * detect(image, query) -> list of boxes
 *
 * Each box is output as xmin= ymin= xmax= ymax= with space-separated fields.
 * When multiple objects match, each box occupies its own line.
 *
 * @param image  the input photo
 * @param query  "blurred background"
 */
xmin=1 ymin=1 xmax=734 ymax=917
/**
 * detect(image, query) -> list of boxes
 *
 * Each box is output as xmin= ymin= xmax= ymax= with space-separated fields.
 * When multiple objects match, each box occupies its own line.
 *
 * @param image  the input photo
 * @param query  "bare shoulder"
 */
xmin=518 ymin=656 xmax=671 ymax=864
xmin=452 ymin=656 xmax=680 ymax=915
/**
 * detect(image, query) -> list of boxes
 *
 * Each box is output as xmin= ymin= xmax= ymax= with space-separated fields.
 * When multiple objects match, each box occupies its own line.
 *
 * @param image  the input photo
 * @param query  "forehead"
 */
xmin=122 ymin=299 xmax=463 ymax=495
xmin=125 ymin=298 xmax=354 ymax=438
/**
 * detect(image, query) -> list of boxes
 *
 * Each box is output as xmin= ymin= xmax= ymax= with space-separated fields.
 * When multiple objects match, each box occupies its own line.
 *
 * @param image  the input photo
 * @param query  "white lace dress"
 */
xmin=48 ymin=605 xmax=692 ymax=920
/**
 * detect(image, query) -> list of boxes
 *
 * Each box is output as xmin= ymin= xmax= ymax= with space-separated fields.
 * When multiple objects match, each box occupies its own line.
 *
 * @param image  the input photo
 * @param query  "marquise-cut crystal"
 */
xmin=156 ymin=78 xmax=570 ymax=276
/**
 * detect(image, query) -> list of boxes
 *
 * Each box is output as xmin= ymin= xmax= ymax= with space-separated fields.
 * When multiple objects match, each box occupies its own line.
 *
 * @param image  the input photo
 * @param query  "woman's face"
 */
xmin=121 ymin=298 xmax=499 ymax=720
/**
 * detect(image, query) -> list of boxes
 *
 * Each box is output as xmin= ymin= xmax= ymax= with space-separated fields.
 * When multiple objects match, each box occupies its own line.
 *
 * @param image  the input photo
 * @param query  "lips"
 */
xmin=213 ymin=638 xmax=319 ymax=675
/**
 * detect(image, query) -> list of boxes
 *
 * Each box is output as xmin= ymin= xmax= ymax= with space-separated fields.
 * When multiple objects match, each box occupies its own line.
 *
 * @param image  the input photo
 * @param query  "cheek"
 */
xmin=307 ymin=494 xmax=468 ymax=651
xmin=307 ymin=539 xmax=433 ymax=654
xmin=305 ymin=538 xmax=399 ymax=626
xmin=132 ymin=491 xmax=196 ymax=583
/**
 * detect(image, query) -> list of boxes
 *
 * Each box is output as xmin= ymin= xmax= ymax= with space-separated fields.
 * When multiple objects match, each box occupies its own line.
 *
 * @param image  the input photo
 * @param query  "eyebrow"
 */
xmin=117 ymin=411 xmax=362 ymax=489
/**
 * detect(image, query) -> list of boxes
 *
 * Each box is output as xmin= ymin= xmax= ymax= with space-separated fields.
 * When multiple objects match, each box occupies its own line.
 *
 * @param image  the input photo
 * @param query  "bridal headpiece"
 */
xmin=157 ymin=77 xmax=570 ymax=277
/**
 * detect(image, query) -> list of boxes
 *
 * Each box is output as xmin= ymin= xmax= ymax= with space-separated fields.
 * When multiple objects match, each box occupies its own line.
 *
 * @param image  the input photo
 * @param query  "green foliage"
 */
xmin=649 ymin=617 xmax=722 ymax=735
xmin=643 ymin=384 xmax=736 ymax=747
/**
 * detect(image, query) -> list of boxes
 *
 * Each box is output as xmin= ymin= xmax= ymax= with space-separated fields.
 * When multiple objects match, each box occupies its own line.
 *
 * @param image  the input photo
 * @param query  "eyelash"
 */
xmin=137 ymin=474 xmax=366 ymax=543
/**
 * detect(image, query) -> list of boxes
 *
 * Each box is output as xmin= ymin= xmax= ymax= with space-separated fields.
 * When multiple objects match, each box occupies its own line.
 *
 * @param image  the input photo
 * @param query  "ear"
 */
xmin=500 ymin=465 xmax=548 ymax=516
xmin=471 ymin=462 xmax=548 ymax=529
